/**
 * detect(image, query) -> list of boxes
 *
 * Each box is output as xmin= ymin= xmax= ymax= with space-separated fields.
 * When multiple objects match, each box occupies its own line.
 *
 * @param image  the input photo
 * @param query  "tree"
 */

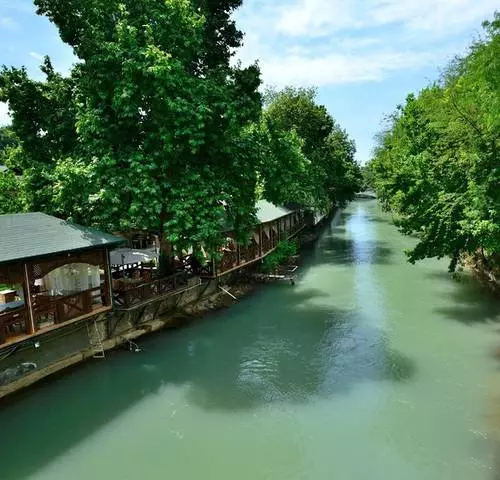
xmin=255 ymin=117 xmax=312 ymax=207
xmin=0 ymin=170 xmax=24 ymax=214
xmin=0 ymin=57 xmax=78 ymax=212
xmin=370 ymin=13 xmax=500 ymax=272
xmin=262 ymin=87 xmax=362 ymax=210
xmin=0 ymin=126 xmax=18 ymax=152
xmin=2 ymin=0 xmax=263 ymax=257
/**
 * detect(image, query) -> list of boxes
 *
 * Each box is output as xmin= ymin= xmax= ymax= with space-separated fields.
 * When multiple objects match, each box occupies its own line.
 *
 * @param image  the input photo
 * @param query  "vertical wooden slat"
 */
xmin=259 ymin=225 xmax=263 ymax=257
xmin=23 ymin=263 xmax=36 ymax=334
xmin=104 ymin=248 xmax=113 ymax=307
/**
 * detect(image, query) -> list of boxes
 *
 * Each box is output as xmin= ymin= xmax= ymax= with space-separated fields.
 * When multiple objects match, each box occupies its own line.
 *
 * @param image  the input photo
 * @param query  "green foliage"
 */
xmin=0 ymin=0 xmax=262 ymax=256
xmin=0 ymin=126 xmax=18 ymax=152
xmin=0 ymin=57 xmax=78 ymax=213
xmin=261 ymin=240 xmax=298 ymax=273
xmin=0 ymin=170 xmax=25 ymax=214
xmin=262 ymin=87 xmax=362 ymax=211
xmin=34 ymin=0 xmax=261 ymax=253
xmin=361 ymin=163 xmax=376 ymax=191
xmin=369 ymin=13 xmax=500 ymax=272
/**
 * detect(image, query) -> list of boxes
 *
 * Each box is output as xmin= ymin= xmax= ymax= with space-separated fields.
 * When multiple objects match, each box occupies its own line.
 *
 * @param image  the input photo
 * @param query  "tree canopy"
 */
xmin=260 ymin=87 xmax=362 ymax=211
xmin=368 ymin=13 xmax=500 ymax=272
xmin=0 ymin=1 xmax=361 ymax=256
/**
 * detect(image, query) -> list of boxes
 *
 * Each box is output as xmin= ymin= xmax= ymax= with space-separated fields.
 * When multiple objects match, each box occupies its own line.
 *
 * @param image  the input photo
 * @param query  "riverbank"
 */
xmin=0 ymin=207 xmax=330 ymax=400
xmin=467 ymin=255 xmax=500 ymax=298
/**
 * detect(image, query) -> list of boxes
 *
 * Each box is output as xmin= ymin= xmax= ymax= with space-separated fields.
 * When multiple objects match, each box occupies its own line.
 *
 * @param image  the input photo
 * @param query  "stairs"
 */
xmin=86 ymin=319 xmax=106 ymax=359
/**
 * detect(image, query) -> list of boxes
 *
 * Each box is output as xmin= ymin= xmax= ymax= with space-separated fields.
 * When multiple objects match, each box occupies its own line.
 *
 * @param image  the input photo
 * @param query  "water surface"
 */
xmin=1 ymin=200 xmax=499 ymax=479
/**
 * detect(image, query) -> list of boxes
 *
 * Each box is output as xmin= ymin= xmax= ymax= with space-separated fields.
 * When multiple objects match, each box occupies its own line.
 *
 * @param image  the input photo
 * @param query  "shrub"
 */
xmin=261 ymin=240 xmax=298 ymax=273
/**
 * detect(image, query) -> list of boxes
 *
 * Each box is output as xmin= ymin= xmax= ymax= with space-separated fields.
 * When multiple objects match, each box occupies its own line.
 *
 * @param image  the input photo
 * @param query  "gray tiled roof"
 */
xmin=0 ymin=213 xmax=123 ymax=265
xmin=256 ymin=200 xmax=294 ymax=224
xmin=222 ymin=200 xmax=297 ymax=232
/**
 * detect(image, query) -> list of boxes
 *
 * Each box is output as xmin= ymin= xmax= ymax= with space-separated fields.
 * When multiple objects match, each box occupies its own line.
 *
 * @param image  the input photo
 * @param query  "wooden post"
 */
xmin=23 ymin=263 xmax=36 ymax=335
xmin=259 ymin=225 xmax=263 ymax=257
xmin=104 ymin=248 xmax=113 ymax=307
xmin=236 ymin=243 xmax=241 ymax=266
xmin=277 ymin=219 xmax=281 ymax=242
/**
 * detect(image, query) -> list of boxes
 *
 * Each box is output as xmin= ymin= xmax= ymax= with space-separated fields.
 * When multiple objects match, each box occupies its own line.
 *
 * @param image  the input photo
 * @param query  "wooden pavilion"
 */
xmin=202 ymin=200 xmax=306 ymax=278
xmin=0 ymin=213 xmax=123 ymax=346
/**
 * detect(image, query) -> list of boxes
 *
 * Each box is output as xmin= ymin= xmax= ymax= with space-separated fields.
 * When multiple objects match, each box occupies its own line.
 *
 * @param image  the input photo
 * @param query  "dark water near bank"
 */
xmin=1 ymin=200 xmax=499 ymax=479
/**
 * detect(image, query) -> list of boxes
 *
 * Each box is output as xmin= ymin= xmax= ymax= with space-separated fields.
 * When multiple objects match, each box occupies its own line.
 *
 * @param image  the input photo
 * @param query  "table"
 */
xmin=0 ymin=301 xmax=26 ymax=344
xmin=0 ymin=300 xmax=24 ymax=313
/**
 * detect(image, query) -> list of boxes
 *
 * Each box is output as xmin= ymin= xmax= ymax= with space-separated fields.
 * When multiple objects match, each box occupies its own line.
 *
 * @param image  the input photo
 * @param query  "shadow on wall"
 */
xmin=0 ymin=284 xmax=415 ymax=479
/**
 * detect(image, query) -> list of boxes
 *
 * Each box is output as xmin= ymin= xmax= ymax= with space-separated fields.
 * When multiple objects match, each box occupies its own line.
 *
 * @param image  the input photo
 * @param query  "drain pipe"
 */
xmin=219 ymin=286 xmax=237 ymax=300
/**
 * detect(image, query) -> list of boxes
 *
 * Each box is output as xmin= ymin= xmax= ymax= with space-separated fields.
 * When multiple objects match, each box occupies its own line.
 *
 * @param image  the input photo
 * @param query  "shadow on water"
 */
xmin=301 ymin=208 xmax=395 ymax=266
xmin=0 ymin=283 xmax=415 ymax=479
xmin=313 ymin=235 xmax=393 ymax=266
xmin=426 ymin=271 xmax=500 ymax=325
xmin=307 ymin=222 xmax=393 ymax=266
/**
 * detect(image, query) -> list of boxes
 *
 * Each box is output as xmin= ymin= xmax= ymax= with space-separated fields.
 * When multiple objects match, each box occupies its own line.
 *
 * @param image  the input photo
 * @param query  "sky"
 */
xmin=0 ymin=0 xmax=497 ymax=164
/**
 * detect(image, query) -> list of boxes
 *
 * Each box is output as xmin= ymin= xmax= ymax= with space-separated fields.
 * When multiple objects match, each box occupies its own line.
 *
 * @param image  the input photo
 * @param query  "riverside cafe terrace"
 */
xmin=0 ymin=213 xmax=123 ymax=346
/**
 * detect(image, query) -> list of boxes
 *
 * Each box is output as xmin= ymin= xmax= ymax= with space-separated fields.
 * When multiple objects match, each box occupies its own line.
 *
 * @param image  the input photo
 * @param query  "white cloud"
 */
xmin=0 ymin=16 xmax=19 ymax=30
xmin=0 ymin=102 xmax=11 ymax=126
xmin=29 ymin=51 xmax=45 ymax=61
xmin=259 ymin=50 xmax=442 ymax=87
xmin=277 ymin=0 xmax=355 ymax=37
xmin=275 ymin=0 xmax=497 ymax=37
xmin=233 ymin=0 xmax=496 ymax=87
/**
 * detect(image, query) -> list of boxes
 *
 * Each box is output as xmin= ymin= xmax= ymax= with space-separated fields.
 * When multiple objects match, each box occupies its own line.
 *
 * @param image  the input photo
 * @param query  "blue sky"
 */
xmin=0 ymin=0 xmax=497 ymax=163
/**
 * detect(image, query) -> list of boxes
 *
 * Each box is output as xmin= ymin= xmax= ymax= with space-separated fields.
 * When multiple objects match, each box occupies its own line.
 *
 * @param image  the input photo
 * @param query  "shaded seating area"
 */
xmin=0 ymin=213 xmax=123 ymax=346
xmin=202 ymin=201 xmax=306 ymax=278
xmin=110 ymin=252 xmax=203 ymax=308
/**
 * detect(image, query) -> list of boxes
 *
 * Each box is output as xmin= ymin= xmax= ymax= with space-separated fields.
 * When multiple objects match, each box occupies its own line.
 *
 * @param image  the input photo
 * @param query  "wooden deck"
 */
xmin=203 ymin=218 xmax=306 ymax=278
xmin=0 ymin=305 xmax=112 ymax=349
xmin=113 ymin=271 xmax=189 ymax=309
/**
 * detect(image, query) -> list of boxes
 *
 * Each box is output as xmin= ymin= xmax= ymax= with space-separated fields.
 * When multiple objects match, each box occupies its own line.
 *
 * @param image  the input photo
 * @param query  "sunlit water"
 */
xmin=1 ymin=200 xmax=499 ymax=479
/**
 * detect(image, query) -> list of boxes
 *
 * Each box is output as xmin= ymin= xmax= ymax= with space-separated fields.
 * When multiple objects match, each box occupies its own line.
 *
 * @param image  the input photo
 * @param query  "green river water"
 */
xmin=1 ymin=199 xmax=500 ymax=479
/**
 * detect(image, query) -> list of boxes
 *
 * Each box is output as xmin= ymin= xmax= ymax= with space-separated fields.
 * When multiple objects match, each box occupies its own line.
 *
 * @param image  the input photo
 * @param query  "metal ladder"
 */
xmin=87 ymin=319 xmax=106 ymax=359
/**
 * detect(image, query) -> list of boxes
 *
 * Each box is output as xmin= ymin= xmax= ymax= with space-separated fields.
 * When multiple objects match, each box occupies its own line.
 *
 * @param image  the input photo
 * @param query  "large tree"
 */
xmin=0 ymin=58 xmax=77 ymax=212
xmin=1 ymin=0 xmax=263 ymax=256
xmin=262 ymin=87 xmax=362 ymax=210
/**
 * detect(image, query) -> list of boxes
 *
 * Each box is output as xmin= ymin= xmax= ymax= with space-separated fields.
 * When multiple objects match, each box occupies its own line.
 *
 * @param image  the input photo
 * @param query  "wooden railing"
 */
xmin=113 ymin=271 xmax=188 ymax=308
xmin=219 ymin=251 xmax=238 ymax=273
xmin=0 ymin=306 xmax=28 ymax=344
xmin=0 ymin=286 xmax=106 ymax=345
xmin=240 ymin=241 xmax=259 ymax=264
xmin=33 ymin=286 xmax=103 ymax=326
xmin=211 ymin=219 xmax=306 ymax=276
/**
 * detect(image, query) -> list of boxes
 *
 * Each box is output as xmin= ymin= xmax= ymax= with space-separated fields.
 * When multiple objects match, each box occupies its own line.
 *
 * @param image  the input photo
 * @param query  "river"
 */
xmin=1 ymin=200 xmax=499 ymax=479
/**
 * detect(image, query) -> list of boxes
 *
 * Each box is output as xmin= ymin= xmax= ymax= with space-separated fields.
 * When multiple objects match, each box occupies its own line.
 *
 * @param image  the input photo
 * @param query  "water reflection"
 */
xmin=0 ymin=282 xmax=414 ymax=479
